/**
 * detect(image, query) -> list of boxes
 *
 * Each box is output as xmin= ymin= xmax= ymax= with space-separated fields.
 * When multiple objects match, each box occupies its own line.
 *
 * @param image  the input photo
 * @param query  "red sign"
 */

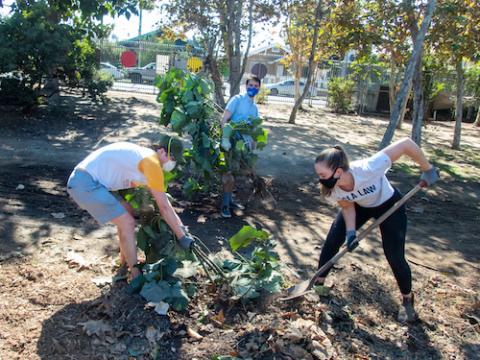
xmin=120 ymin=50 xmax=137 ymax=68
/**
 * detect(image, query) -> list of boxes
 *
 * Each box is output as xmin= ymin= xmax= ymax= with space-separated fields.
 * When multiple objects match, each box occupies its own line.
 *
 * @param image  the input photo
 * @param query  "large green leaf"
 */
xmin=228 ymin=226 xmax=270 ymax=251
xmin=231 ymin=277 xmax=259 ymax=299
xmin=140 ymin=281 xmax=172 ymax=302
xmin=185 ymin=100 xmax=201 ymax=117
xmin=170 ymin=108 xmax=188 ymax=133
xmin=166 ymin=281 xmax=190 ymax=311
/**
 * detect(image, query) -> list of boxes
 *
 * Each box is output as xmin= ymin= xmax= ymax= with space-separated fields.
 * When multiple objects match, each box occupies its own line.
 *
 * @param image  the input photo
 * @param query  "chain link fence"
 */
xmin=97 ymin=41 xmax=470 ymax=119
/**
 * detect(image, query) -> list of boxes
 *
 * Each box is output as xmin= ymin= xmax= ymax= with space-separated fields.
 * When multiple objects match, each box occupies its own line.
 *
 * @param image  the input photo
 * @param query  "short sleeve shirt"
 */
xmin=330 ymin=152 xmax=394 ymax=207
xmin=226 ymin=93 xmax=259 ymax=123
xmin=76 ymin=142 xmax=165 ymax=192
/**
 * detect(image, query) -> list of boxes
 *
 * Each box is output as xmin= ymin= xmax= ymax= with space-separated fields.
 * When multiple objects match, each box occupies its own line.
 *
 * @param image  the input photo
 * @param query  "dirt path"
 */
xmin=0 ymin=92 xmax=479 ymax=359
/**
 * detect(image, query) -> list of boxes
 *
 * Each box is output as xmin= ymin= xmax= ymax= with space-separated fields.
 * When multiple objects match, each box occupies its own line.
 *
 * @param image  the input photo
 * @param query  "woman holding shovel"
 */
xmin=314 ymin=138 xmax=439 ymax=323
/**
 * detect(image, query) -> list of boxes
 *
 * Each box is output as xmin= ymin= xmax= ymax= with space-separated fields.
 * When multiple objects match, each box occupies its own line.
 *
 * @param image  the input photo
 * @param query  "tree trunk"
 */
xmin=206 ymin=54 xmax=226 ymax=109
xmin=396 ymin=86 xmax=411 ymax=129
xmin=411 ymin=55 xmax=424 ymax=145
xmin=408 ymin=5 xmax=424 ymax=146
xmin=220 ymin=0 xmax=252 ymax=98
xmin=288 ymin=0 xmax=323 ymax=124
xmin=388 ymin=58 xmax=410 ymax=128
xmin=388 ymin=56 xmax=398 ymax=114
xmin=452 ymin=59 xmax=463 ymax=150
xmin=294 ymin=64 xmax=302 ymax=103
xmin=231 ymin=0 xmax=253 ymax=97
xmin=379 ymin=0 xmax=436 ymax=149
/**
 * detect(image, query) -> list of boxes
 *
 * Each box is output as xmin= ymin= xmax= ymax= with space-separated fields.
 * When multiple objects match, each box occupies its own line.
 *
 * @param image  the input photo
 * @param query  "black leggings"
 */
xmin=318 ymin=188 xmax=411 ymax=294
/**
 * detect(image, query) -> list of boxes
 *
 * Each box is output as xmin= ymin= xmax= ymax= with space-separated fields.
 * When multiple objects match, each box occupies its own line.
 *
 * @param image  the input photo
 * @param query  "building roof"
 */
xmin=247 ymin=43 xmax=290 ymax=57
xmin=118 ymin=29 xmax=203 ymax=53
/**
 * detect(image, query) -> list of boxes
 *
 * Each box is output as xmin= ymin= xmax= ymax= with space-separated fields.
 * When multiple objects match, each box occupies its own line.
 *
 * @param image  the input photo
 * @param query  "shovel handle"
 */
xmin=308 ymin=183 xmax=424 ymax=289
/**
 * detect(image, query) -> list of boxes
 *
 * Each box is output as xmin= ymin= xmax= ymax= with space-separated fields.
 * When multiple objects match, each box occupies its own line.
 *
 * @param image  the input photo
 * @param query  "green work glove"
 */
xmin=221 ymin=124 xmax=234 ymax=151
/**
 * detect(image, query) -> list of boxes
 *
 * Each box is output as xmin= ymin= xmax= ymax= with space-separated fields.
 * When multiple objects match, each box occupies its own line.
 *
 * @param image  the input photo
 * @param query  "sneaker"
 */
xmin=397 ymin=294 xmax=418 ymax=323
xmin=230 ymin=201 xmax=245 ymax=210
xmin=221 ymin=206 xmax=232 ymax=218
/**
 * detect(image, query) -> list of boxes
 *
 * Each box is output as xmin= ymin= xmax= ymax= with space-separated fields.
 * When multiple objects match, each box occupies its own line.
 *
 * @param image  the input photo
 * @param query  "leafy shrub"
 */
xmin=255 ymin=86 xmax=269 ymax=105
xmin=327 ymin=76 xmax=355 ymax=113
xmin=0 ymin=1 xmax=112 ymax=111
xmin=224 ymin=226 xmax=283 ymax=300
xmin=156 ymin=69 xmax=268 ymax=196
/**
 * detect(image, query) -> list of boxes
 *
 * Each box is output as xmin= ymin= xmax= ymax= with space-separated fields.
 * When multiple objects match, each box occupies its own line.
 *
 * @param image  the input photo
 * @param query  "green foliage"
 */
xmin=221 ymin=118 xmax=268 ymax=175
xmin=228 ymin=225 xmax=270 ymax=251
xmin=156 ymin=69 xmax=222 ymax=197
xmin=255 ymin=86 xmax=269 ymax=105
xmin=156 ymin=69 xmax=268 ymax=197
xmin=327 ymin=76 xmax=355 ymax=113
xmin=223 ymin=226 xmax=283 ymax=300
xmin=0 ymin=1 xmax=113 ymax=110
xmin=465 ymin=62 xmax=480 ymax=100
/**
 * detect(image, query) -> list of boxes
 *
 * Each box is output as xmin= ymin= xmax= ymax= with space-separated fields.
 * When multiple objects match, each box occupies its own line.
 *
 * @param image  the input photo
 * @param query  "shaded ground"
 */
xmin=0 ymin=92 xmax=479 ymax=359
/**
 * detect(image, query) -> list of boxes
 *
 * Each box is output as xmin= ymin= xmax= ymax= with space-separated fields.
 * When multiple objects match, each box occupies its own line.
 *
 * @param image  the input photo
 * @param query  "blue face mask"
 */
xmin=247 ymin=87 xmax=259 ymax=97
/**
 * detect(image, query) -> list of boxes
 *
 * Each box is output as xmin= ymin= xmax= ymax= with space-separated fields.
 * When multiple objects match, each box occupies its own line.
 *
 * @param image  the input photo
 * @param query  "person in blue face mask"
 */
xmin=220 ymin=75 xmax=261 ymax=218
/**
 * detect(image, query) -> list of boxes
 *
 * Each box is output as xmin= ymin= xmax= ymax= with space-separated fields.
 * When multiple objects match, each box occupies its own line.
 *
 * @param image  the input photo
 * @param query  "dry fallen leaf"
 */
xmin=145 ymin=326 xmax=165 ymax=344
xmin=211 ymin=309 xmax=225 ymax=327
xmin=91 ymin=276 xmax=112 ymax=287
xmin=196 ymin=215 xmax=207 ymax=223
xmin=145 ymin=301 xmax=170 ymax=316
xmin=79 ymin=320 xmax=112 ymax=337
xmin=51 ymin=212 xmax=66 ymax=219
xmin=187 ymin=327 xmax=203 ymax=341
xmin=66 ymin=251 xmax=91 ymax=270
xmin=281 ymin=311 xmax=299 ymax=320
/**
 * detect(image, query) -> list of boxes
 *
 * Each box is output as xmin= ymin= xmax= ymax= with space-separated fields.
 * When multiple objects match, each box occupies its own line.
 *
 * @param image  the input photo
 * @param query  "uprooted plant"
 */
xmin=221 ymin=225 xmax=284 ymax=301
xmin=155 ymin=68 xmax=269 ymax=199
xmin=122 ymin=184 xmax=284 ymax=312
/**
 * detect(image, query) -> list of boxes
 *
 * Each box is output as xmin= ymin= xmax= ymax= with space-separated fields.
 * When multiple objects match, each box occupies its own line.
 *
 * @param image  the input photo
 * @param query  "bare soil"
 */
xmin=0 ymin=92 xmax=479 ymax=360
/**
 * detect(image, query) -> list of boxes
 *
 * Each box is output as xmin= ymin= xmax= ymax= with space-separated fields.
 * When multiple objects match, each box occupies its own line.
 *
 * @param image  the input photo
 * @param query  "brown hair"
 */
xmin=315 ymin=145 xmax=350 ymax=197
xmin=246 ymin=74 xmax=261 ymax=87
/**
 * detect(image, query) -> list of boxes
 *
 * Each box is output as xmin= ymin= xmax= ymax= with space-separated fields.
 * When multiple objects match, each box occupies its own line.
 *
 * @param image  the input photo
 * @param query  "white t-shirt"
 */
xmin=329 ymin=152 xmax=394 ymax=207
xmin=76 ymin=142 xmax=165 ymax=191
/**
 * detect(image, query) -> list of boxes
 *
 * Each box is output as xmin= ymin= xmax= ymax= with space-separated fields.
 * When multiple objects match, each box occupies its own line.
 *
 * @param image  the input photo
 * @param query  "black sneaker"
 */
xmin=230 ymin=201 xmax=245 ymax=210
xmin=397 ymin=294 xmax=419 ymax=323
xmin=221 ymin=206 xmax=232 ymax=218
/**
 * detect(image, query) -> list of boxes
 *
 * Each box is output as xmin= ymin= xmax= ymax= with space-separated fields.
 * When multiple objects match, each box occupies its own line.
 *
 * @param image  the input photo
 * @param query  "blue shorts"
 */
xmin=67 ymin=169 xmax=126 ymax=224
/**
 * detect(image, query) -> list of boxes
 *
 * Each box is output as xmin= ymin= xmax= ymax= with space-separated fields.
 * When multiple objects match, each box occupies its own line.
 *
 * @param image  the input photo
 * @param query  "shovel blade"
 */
xmin=279 ymin=279 xmax=312 ymax=301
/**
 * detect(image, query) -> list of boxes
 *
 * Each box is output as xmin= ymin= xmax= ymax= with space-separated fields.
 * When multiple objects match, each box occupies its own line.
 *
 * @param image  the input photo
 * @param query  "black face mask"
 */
xmin=319 ymin=168 xmax=339 ymax=189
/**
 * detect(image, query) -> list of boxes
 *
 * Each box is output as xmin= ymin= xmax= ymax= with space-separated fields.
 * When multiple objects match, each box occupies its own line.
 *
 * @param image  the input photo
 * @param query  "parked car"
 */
xmin=265 ymin=80 xmax=314 ymax=97
xmin=99 ymin=62 xmax=125 ymax=80
xmin=126 ymin=62 xmax=157 ymax=84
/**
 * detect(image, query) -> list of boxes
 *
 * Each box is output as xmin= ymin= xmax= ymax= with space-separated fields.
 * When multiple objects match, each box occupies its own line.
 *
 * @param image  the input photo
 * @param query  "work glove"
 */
xmin=420 ymin=166 xmax=440 ymax=187
xmin=345 ymin=230 xmax=358 ymax=252
xmin=178 ymin=234 xmax=195 ymax=250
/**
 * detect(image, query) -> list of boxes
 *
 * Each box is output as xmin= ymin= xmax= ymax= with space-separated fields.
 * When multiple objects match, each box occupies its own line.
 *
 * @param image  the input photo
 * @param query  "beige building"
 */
xmin=243 ymin=44 xmax=291 ymax=84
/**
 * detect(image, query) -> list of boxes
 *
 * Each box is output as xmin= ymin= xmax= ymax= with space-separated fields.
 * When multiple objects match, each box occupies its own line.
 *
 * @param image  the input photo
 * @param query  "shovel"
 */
xmin=281 ymin=182 xmax=425 ymax=301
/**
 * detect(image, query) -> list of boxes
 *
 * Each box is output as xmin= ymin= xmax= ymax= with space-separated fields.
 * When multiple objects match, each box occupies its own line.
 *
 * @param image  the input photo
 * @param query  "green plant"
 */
xmin=156 ymin=68 xmax=222 ymax=197
xmin=156 ymin=69 xmax=268 ymax=196
xmin=0 ymin=1 xmax=114 ymax=111
xmin=327 ymin=76 xmax=355 ymax=113
xmin=221 ymin=118 xmax=268 ymax=175
xmin=255 ymin=86 xmax=269 ymax=105
xmin=222 ymin=225 xmax=284 ymax=300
